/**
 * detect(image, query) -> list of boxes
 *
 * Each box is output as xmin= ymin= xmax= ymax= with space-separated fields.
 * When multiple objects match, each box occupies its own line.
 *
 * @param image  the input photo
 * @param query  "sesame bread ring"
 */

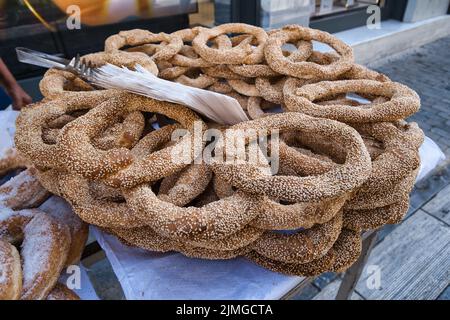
xmin=227 ymin=79 xmax=259 ymax=97
xmin=253 ymin=195 xmax=347 ymax=231
xmin=227 ymin=40 xmax=312 ymax=78
xmin=344 ymin=196 xmax=410 ymax=232
xmin=277 ymin=139 xmax=335 ymax=177
xmin=255 ymin=76 xmax=288 ymax=104
xmin=82 ymin=51 xmax=159 ymax=75
xmin=46 ymin=283 xmax=80 ymax=300
xmin=192 ymin=23 xmax=268 ymax=65
xmin=113 ymin=215 xmax=349 ymax=265
xmin=346 ymin=168 xmax=417 ymax=210
xmin=39 ymin=68 xmax=95 ymax=100
xmin=345 ymin=122 xmax=423 ymax=210
xmin=212 ymin=113 xmax=371 ymax=202
xmin=212 ymin=150 xmax=346 ymax=230
xmin=92 ymin=111 xmax=145 ymax=150
xmin=105 ymin=29 xmax=183 ymax=62
xmin=265 ymin=25 xmax=353 ymax=79
xmin=253 ymin=212 xmax=342 ymax=264
xmin=123 ymin=183 xmax=263 ymax=241
xmin=175 ymin=71 xmax=217 ymax=89
xmin=111 ymin=226 xmax=253 ymax=260
xmin=57 ymin=125 xmax=210 ymax=229
xmin=208 ymin=81 xmax=234 ymax=94
xmin=0 ymin=240 xmax=22 ymax=300
xmin=57 ymin=94 xmax=205 ymax=185
xmin=158 ymin=164 xmax=213 ymax=207
xmin=15 ymin=93 xmax=120 ymax=170
xmin=45 ymin=95 xmax=135 ymax=179
xmin=41 ymin=109 xmax=145 ymax=151
xmin=168 ymin=28 xmax=215 ymax=68
xmin=158 ymin=65 xmax=190 ymax=80
xmin=110 ymin=223 xmax=262 ymax=252
xmin=283 ymin=79 xmax=420 ymax=123
xmin=246 ymin=228 xmax=361 ymax=276
xmin=57 ymin=173 xmax=142 ymax=229
xmin=228 ymin=64 xmax=280 ymax=78
xmin=307 ymin=51 xmax=390 ymax=82
xmin=202 ymin=65 xmax=245 ymax=80
xmin=56 ymin=124 xmax=180 ymax=228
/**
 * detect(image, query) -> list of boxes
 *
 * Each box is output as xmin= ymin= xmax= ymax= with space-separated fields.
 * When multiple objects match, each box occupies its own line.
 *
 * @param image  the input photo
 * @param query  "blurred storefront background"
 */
xmin=0 ymin=0 xmax=448 ymax=105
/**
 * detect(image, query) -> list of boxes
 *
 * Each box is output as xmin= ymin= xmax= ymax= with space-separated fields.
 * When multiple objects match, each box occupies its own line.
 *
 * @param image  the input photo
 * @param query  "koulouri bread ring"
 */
xmin=39 ymin=68 xmax=95 ymax=100
xmin=57 ymin=94 xmax=205 ymax=185
xmin=123 ymin=182 xmax=263 ymax=241
xmin=246 ymin=228 xmax=361 ymax=276
xmin=346 ymin=121 xmax=423 ymax=206
xmin=193 ymin=23 xmax=268 ymax=65
xmin=57 ymin=128 xmax=211 ymax=229
xmin=82 ymin=51 xmax=159 ymax=75
xmin=344 ymin=196 xmax=411 ymax=231
xmin=283 ymin=79 xmax=421 ymax=123
xmin=212 ymin=112 xmax=372 ymax=202
xmin=168 ymin=27 xmax=215 ymax=68
xmin=265 ymin=25 xmax=353 ymax=79
xmin=15 ymin=92 xmax=119 ymax=170
xmin=255 ymin=76 xmax=288 ymax=104
xmin=105 ymin=29 xmax=183 ymax=61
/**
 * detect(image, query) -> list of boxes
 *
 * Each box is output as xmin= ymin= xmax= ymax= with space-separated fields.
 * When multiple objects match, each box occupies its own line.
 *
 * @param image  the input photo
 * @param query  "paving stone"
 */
xmin=85 ymin=259 xmax=125 ymax=300
xmin=315 ymin=37 xmax=450 ymax=300
xmin=289 ymin=282 xmax=320 ymax=300
xmin=437 ymin=286 xmax=450 ymax=300
xmin=374 ymin=36 xmax=450 ymax=156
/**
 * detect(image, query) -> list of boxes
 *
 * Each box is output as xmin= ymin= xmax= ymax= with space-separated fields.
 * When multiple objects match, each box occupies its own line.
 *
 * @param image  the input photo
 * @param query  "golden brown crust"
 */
xmin=14 ymin=22 xmax=423 ymax=279
xmin=284 ymin=79 xmax=420 ymax=123
xmin=46 ymin=283 xmax=80 ymax=300
xmin=20 ymin=214 xmax=71 ymax=300
xmin=265 ymin=25 xmax=353 ymax=79
xmin=212 ymin=113 xmax=372 ymax=202
xmin=0 ymin=240 xmax=22 ymax=300
xmin=193 ymin=23 xmax=268 ymax=65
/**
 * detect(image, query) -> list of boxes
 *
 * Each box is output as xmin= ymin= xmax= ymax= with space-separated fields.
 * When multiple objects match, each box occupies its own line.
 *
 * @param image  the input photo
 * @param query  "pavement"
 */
xmin=302 ymin=35 xmax=450 ymax=300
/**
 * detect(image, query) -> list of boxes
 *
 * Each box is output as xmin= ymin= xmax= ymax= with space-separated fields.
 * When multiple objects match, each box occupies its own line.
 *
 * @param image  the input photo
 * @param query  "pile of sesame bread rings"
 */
xmin=14 ymin=23 xmax=423 ymax=277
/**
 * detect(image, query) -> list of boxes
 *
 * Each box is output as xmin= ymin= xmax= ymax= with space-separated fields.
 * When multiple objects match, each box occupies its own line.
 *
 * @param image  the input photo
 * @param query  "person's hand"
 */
xmin=6 ymin=84 xmax=32 ymax=110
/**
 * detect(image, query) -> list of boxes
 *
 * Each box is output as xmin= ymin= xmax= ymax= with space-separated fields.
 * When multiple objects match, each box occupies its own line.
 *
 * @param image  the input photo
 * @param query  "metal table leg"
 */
xmin=335 ymin=230 xmax=379 ymax=300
